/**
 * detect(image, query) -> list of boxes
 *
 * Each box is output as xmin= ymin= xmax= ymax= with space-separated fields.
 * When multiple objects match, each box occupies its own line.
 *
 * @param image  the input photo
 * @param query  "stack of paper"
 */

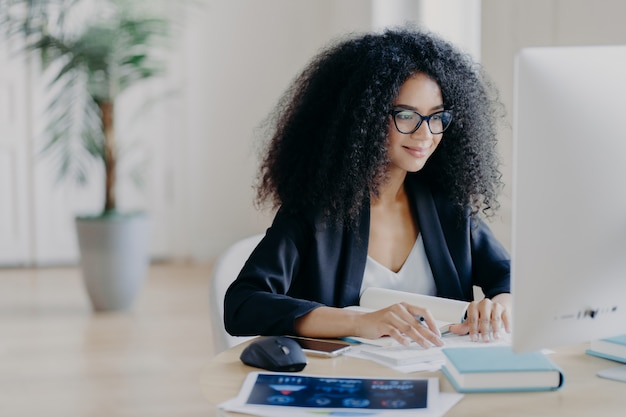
xmin=346 ymin=332 xmax=512 ymax=373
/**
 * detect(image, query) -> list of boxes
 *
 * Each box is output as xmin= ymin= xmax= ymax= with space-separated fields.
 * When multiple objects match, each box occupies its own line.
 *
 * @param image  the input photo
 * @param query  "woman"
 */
xmin=224 ymin=28 xmax=511 ymax=348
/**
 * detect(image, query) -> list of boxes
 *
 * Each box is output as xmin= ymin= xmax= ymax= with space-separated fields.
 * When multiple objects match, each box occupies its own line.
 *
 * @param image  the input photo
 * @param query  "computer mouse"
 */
xmin=240 ymin=336 xmax=307 ymax=372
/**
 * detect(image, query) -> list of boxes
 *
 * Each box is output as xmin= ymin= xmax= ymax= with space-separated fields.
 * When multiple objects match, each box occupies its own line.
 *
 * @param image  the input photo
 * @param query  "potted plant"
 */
xmin=1 ymin=0 xmax=174 ymax=311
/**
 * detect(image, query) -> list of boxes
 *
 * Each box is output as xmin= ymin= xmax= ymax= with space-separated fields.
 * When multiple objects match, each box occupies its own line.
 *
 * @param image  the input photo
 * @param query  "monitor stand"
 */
xmin=597 ymin=365 xmax=626 ymax=382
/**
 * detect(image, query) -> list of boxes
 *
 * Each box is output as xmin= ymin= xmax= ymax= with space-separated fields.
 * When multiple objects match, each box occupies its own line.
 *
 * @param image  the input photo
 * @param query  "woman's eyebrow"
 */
xmin=393 ymin=103 xmax=445 ymax=112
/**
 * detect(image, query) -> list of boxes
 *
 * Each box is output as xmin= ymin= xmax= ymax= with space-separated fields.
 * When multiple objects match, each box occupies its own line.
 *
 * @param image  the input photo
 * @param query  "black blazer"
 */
xmin=224 ymin=175 xmax=511 ymax=337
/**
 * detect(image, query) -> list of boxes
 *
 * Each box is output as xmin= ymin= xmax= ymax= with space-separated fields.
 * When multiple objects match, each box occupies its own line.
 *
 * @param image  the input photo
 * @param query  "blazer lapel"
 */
xmin=407 ymin=178 xmax=465 ymax=300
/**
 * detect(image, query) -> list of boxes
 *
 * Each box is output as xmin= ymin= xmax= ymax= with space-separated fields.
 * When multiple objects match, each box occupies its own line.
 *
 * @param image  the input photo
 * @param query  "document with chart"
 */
xmin=218 ymin=372 xmax=463 ymax=417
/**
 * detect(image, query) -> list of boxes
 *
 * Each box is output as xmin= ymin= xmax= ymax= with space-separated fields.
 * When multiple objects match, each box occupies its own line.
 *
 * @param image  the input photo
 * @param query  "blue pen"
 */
xmin=416 ymin=315 xmax=451 ymax=336
xmin=414 ymin=315 xmax=427 ymax=327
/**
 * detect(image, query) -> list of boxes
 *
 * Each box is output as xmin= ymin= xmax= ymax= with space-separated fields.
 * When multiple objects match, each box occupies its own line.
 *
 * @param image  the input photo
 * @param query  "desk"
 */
xmin=200 ymin=341 xmax=625 ymax=416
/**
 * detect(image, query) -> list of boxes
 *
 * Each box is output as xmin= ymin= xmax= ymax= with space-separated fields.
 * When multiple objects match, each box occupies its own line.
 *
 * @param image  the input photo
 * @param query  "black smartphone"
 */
xmin=285 ymin=336 xmax=351 ymax=358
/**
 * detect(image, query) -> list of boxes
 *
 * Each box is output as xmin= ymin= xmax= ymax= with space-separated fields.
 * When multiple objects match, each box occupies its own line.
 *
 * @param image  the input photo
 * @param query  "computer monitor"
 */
xmin=512 ymin=45 xmax=626 ymax=354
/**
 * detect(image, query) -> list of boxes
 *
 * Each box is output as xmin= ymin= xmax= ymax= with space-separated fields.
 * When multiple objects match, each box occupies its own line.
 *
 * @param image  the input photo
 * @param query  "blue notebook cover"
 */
xmin=441 ymin=346 xmax=564 ymax=393
xmin=586 ymin=334 xmax=626 ymax=364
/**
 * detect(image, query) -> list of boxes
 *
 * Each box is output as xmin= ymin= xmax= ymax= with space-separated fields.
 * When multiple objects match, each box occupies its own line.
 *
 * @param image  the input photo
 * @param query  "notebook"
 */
xmin=441 ymin=346 xmax=564 ymax=393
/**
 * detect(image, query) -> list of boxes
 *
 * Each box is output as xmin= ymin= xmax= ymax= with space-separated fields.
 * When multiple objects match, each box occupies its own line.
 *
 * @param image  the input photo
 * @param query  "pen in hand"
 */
xmin=415 ymin=315 xmax=427 ymax=327
xmin=416 ymin=315 xmax=450 ymax=337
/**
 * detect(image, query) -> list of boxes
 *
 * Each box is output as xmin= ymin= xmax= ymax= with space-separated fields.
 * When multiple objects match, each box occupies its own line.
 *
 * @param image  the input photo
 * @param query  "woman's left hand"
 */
xmin=448 ymin=293 xmax=511 ymax=341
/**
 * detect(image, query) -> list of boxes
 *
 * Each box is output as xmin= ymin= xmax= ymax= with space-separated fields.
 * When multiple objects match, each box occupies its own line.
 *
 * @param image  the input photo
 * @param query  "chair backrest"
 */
xmin=209 ymin=233 xmax=264 ymax=354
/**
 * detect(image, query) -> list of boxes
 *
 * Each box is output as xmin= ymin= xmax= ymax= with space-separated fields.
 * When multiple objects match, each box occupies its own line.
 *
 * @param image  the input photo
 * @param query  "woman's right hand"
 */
xmin=354 ymin=302 xmax=444 ymax=348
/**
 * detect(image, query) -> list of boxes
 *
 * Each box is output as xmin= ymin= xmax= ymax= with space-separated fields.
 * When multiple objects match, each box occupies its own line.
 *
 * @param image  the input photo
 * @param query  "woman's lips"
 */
xmin=403 ymin=145 xmax=429 ymax=158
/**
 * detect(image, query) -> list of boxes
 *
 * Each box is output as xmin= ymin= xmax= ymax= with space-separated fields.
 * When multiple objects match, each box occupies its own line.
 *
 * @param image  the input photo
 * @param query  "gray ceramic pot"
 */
xmin=75 ymin=213 xmax=150 ymax=311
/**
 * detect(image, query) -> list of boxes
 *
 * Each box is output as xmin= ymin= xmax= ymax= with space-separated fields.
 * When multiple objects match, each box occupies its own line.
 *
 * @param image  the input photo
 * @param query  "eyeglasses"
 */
xmin=389 ymin=109 xmax=453 ymax=135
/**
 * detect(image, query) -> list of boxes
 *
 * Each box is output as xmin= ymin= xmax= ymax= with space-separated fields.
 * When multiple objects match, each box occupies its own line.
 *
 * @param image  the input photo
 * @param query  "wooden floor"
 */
xmin=0 ymin=263 xmax=219 ymax=417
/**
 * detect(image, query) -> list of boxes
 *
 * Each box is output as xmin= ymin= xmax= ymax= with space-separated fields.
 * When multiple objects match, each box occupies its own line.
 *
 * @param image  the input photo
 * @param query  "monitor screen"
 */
xmin=512 ymin=45 xmax=626 ymax=352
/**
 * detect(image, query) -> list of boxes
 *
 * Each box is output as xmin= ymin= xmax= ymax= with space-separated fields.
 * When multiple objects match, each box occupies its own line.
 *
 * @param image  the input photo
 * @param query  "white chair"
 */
xmin=209 ymin=233 xmax=264 ymax=354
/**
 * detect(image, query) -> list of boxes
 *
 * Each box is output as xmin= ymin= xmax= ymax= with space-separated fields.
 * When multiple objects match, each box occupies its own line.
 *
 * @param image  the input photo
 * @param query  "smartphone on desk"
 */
xmin=285 ymin=336 xmax=351 ymax=358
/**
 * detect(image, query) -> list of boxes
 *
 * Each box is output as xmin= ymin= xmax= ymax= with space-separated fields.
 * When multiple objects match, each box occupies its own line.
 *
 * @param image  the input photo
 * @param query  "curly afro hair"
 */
xmin=256 ymin=27 xmax=504 ymax=226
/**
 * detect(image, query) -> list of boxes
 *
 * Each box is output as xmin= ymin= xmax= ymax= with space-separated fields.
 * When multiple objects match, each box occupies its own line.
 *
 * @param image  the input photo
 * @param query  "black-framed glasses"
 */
xmin=389 ymin=109 xmax=454 ymax=135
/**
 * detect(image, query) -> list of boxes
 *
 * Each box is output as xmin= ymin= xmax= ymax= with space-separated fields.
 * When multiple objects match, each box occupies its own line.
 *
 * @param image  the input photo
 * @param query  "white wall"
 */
xmin=414 ymin=0 xmax=482 ymax=60
xmin=0 ymin=39 xmax=31 ymax=265
xmin=481 ymin=0 xmax=626 ymax=250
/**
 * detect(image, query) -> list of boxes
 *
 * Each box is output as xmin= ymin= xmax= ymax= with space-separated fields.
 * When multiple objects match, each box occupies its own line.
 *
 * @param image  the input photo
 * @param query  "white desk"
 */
xmin=200 ymin=341 xmax=625 ymax=416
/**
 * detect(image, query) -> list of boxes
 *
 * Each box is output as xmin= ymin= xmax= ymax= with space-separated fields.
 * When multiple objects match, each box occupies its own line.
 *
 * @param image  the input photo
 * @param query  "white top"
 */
xmin=360 ymin=234 xmax=437 ymax=297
